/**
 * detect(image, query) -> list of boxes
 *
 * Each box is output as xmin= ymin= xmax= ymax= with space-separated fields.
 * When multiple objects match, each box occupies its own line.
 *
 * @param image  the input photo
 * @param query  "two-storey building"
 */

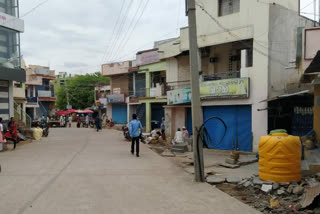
xmin=156 ymin=0 xmax=317 ymax=151
xmin=101 ymin=61 xmax=131 ymax=124
xmin=25 ymin=65 xmax=56 ymax=120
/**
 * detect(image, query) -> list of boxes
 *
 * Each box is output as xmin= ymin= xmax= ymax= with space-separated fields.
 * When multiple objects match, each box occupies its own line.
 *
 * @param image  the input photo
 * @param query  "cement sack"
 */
xmin=33 ymin=128 xmax=43 ymax=140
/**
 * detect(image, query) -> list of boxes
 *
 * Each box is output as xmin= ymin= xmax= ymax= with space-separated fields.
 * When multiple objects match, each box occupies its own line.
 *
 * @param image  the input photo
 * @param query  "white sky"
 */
xmin=19 ymin=0 xmax=318 ymax=75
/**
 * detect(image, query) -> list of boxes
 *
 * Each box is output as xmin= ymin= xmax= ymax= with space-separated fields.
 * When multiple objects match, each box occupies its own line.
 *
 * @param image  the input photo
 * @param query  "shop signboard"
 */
xmin=200 ymin=78 xmax=249 ymax=98
xmin=113 ymin=88 xmax=121 ymax=94
xmin=136 ymin=49 xmax=159 ymax=66
xmin=167 ymin=87 xmax=192 ymax=105
xmin=106 ymin=94 xmax=125 ymax=103
xmin=99 ymin=98 xmax=107 ymax=104
xmin=0 ymin=12 xmax=24 ymax=32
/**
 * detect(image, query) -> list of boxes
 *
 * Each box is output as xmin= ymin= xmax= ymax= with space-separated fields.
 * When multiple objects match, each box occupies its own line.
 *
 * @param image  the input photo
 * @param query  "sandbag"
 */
xmin=33 ymin=127 xmax=43 ymax=140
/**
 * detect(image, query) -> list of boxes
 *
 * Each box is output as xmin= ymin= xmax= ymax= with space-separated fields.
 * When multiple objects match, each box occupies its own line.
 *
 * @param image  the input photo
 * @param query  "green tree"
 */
xmin=55 ymin=72 xmax=109 ymax=110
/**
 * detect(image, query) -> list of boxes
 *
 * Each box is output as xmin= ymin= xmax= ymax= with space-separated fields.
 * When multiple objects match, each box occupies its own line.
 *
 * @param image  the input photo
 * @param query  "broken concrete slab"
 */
xmin=261 ymin=184 xmax=273 ymax=193
xmin=225 ymin=157 xmax=238 ymax=165
xmin=226 ymin=176 xmax=243 ymax=184
xmin=272 ymin=182 xmax=280 ymax=190
xmin=172 ymin=143 xmax=189 ymax=152
xmin=252 ymin=177 xmax=263 ymax=185
xmin=243 ymin=181 xmax=252 ymax=188
xmin=299 ymin=185 xmax=320 ymax=208
xmin=206 ymin=176 xmax=225 ymax=184
xmin=277 ymin=189 xmax=286 ymax=195
xmin=238 ymin=156 xmax=258 ymax=166
xmin=219 ymin=163 xmax=240 ymax=169
xmin=293 ymin=186 xmax=305 ymax=195
xmin=287 ymin=185 xmax=295 ymax=194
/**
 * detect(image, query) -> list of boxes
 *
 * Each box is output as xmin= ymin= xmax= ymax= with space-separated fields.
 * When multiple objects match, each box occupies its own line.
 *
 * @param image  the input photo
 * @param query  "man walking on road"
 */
xmin=129 ymin=114 xmax=143 ymax=157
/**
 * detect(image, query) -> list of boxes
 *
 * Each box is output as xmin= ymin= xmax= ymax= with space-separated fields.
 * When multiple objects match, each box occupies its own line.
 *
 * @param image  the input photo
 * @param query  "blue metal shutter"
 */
xmin=151 ymin=104 xmax=164 ymax=129
xmin=112 ymin=104 xmax=128 ymax=124
xmin=186 ymin=107 xmax=193 ymax=136
xmin=203 ymin=105 xmax=252 ymax=152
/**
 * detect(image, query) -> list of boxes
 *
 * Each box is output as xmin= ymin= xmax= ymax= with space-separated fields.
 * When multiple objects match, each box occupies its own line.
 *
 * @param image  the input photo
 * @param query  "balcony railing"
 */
xmin=166 ymin=80 xmax=191 ymax=91
xmin=203 ymin=71 xmax=240 ymax=81
xmin=38 ymin=90 xmax=54 ymax=98
xmin=27 ymin=97 xmax=38 ymax=104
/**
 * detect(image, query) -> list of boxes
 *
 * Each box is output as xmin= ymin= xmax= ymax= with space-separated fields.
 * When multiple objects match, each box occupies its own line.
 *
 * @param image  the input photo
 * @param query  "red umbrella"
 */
xmin=82 ymin=110 xmax=93 ymax=114
xmin=67 ymin=109 xmax=77 ymax=113
xmin=56 ymin=111 xmax=69 ymax=116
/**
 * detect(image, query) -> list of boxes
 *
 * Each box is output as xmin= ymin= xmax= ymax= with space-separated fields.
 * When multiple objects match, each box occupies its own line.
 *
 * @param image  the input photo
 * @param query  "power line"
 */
xmin=301 ymin=0 xmax=315 ymax=11
xmin=99 ymin=0 xmax=127 ymax=66
xmin=106 ymin=0 xmax=135 ymax=63
xmin=20 ymin=0 xmax=50 ymax=18
xmin=109 ymin=0 xmax=147 ymax=62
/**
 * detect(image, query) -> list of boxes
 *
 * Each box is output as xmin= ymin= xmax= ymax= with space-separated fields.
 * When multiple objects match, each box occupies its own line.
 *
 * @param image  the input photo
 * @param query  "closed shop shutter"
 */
xmin=0 ymin=80 xmax=9 ymax=121
xmin=151 ymin=104 xmax=164 ymax=130
xmin=203 ymin=105 xmax=252 ymax=152
xmin=112 ymin=104 xmax=127 ymax=124
xmin=186 ymin=107 xmax=193 ymax=136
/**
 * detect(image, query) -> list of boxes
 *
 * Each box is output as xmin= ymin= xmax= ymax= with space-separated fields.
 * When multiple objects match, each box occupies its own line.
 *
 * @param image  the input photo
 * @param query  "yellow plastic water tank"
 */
xmin=259 ymin=130 xmax=301 ymax=182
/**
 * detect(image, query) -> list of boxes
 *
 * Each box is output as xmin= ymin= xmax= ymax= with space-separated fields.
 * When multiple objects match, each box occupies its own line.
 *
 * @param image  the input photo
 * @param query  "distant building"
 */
xmin=25 ymin=65 xmax=56 ymax=119
xmin=51 ymin=72 xmax=72 ymax=96
xmin=0 ymin=0 xmax=25 ymax=121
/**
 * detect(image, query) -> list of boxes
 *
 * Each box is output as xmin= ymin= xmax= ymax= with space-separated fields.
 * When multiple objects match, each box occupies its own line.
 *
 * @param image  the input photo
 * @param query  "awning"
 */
xmin=0 ymin=67 xmax=26 ymax=82
xmin=305 ymin=51 xmax=320 ymax=74
xmin=260 ymin=90 xmax=310 ymax=102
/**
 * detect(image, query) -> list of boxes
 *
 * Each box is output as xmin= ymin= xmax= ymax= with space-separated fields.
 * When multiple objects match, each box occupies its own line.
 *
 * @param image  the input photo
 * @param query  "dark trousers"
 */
xmin=131 ymin=137 xmax=140 ymax=155
xmin=13 ymin=139 xmax=17 ymax=149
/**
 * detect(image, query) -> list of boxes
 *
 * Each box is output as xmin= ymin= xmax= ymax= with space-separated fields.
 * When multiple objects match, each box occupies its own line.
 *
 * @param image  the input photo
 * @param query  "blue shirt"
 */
xmin=129 ymin=119 xmax=143 ymax=137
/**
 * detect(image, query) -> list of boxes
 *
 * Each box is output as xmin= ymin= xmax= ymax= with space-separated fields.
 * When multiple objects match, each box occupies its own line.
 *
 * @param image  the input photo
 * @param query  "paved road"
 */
xmin=0 ymin=127 xmax=260 ymax=214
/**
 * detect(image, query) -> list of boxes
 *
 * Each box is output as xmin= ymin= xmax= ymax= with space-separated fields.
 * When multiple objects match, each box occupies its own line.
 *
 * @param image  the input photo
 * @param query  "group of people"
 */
xmin=173 ymin=127 xmax=189 ymax=145
xmin=129 ymin=114 xmax=189 ymax=157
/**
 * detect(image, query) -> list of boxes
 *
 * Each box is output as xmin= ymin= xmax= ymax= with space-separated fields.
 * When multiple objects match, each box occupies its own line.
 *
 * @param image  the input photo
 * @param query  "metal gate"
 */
xmin=112 ymin=104 xmax=127 ymax=124
xmin=203 ymin=105 xmax=252 ymax=152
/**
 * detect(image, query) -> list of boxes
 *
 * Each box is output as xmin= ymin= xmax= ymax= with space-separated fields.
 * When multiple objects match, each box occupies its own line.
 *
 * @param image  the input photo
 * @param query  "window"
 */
xmin=0 ymin=0 xmax=19 ymax=17
xmin=0 ymin=28 xmax=20 ymax=69
xmin=218 ymin=0 xmax=240 ymax=16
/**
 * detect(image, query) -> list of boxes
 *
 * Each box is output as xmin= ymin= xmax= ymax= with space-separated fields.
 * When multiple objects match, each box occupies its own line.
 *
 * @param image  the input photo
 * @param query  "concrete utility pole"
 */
xmin=314 ymin=0 xmax=317 ymax=26
xmin=187 ymin=0 xmax=205 ymax=182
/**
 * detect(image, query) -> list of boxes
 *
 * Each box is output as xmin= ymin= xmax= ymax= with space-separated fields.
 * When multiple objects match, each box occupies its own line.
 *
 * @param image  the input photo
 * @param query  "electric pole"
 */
xmin=187 ymin=0 xmax=205 ymax=182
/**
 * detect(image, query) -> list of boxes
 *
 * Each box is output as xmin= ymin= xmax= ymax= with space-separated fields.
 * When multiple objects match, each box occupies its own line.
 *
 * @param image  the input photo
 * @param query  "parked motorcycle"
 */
xmin=38 ymin=121 xmax=49 ymax=137
xmin=122 ymin=125 xmax=130 ymax=141
xmin=89 ymin=120 xmax=95 ymax=128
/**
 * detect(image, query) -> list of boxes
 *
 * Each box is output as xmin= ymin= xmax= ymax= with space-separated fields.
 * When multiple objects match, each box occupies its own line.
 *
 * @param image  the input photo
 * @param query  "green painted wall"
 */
xmin=139 ymin=61 xmax=166 ymax=73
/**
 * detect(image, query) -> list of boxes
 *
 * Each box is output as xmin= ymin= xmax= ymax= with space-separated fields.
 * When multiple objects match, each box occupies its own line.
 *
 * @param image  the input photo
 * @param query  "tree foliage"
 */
xmin=56 ymin=72 xmax=109 ymax=110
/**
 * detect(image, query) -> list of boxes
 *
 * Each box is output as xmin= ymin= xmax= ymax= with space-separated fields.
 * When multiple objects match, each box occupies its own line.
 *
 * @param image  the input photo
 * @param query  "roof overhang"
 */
xmin=260 ymin=90 xmax=311 ymax=102
xmin=0 ymin=67 xmax=26 ymax=82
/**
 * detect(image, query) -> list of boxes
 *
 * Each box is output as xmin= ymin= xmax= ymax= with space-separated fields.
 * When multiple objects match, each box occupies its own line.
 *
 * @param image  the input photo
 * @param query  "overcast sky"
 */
xmin=19 ymin=0 xmax=317 ymax=75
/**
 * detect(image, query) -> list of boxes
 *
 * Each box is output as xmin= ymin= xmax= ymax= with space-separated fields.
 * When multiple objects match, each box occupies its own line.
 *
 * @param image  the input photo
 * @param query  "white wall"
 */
xmin=268 ymin=4 xmax=317 ymax=97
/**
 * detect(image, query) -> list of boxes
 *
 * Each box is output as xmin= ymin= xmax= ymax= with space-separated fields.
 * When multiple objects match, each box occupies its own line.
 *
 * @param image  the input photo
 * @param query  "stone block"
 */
xmin=261 ymin=184 xmax=273 ymax=193
xmin=225 ymin=158 xmax=237 ymax=165
xmin=226 ymin=176 xmax=243 ymax=184
xmin=206 ymin=176 xmax=225 ymax=184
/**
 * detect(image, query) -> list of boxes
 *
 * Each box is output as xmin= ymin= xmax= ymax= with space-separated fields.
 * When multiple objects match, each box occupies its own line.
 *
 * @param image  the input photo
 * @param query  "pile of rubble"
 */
xmin=207 ymin=174 xmax=320 ymax=213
